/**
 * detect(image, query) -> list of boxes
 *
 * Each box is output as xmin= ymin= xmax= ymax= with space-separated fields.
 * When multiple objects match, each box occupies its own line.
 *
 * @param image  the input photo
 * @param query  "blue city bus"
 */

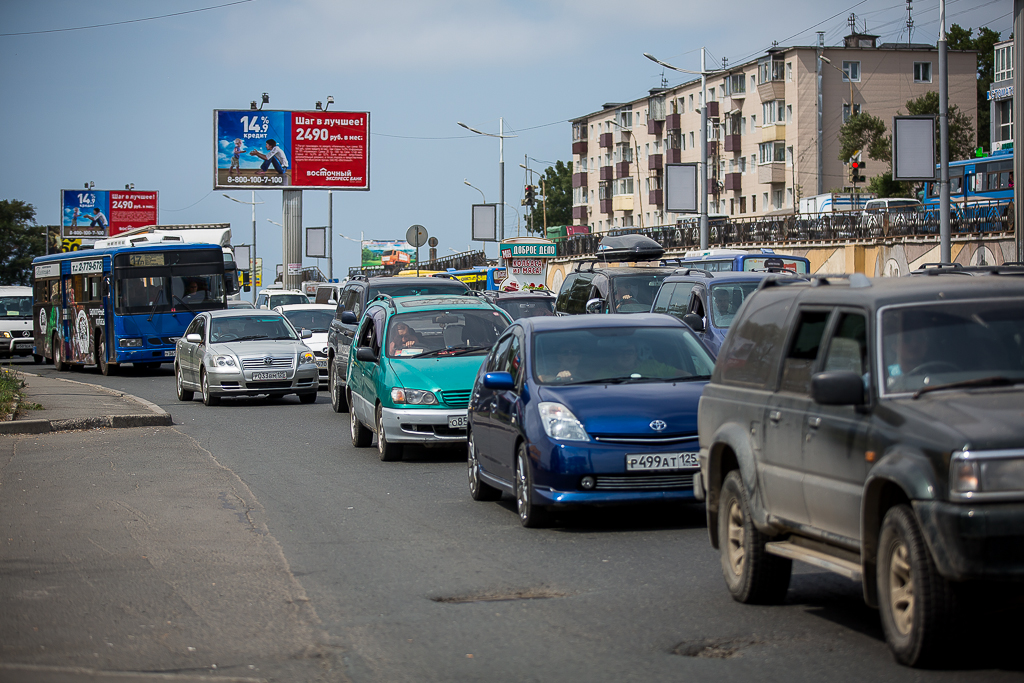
xmin=922 ymin=150 xmax=1013 ymax=207
xmin=678 ymin=248 xmax=811 ymax=274
xmin=443 ymin=266 xmax=508 ymax=291
xmin=32 ymin=240 xmax=236 ymax=373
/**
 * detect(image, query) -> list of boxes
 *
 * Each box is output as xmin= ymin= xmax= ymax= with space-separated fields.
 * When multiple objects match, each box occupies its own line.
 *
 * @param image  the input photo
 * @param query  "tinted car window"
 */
xmin=487 ymin=332 xmax=515 ymax=372
xmin=369 ymin=282 xmax=469 ymax=299
xmin=653 ymin=282 xmax=696 ymax=317
xmin=555 ymin=273 xmax=579 ymax=312
xmin=717 ymin=290 xmax=793 ymax=388
xmin=822 ymin=312 xmax=868 ymax=375
xmin=282 ymin=309 xmax=333 ymax=333
xmin=269 ymin=294 xmax=308 ymax=308
xmin=495 ymin=298 xmax=555 ymax=320
xmin=564 ymin=274 xmax=594 ymax=314
xmin=340 ymin=286 xmax=361 ymax=317
xmin=779 ymin=310 xmax=831 ymax=394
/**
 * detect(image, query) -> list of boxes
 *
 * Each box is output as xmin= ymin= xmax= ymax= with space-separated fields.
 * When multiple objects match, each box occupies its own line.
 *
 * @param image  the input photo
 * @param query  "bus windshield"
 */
xmin=1 ymin=296 xmax=33 ymax=319
xmin=113 ymin=250 xmax=226 ymax=315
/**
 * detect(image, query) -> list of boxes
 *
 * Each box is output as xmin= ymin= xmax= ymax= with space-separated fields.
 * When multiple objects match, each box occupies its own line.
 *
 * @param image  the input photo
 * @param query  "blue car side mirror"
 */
xmin=483 ymin=371 xmax=515 ymax=390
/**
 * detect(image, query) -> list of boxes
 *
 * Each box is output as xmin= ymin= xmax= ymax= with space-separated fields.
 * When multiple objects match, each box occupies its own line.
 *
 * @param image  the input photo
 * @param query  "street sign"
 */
xmin=406 ymin=224 xmax=428 ymax=247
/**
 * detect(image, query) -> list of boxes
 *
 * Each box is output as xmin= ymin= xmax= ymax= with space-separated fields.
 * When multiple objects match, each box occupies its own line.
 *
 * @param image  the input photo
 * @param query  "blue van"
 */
xmin=679 ymin=248 xmax=810 ymax=274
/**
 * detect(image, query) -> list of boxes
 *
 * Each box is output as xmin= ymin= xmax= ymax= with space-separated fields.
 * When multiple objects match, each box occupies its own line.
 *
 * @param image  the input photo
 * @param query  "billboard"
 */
xmin=60 ymin=189 xmax=159 ymax=239
xmin=214 ymin=110 xmax=369 ymax=190
xmin=361 ymin=240 xmax=417 ymax=269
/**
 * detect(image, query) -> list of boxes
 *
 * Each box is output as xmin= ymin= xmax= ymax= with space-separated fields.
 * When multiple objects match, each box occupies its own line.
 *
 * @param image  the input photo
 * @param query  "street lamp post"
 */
xmin=463 ymin=179 xmax=487 ymax=203
xmin=458 ymin=119 xmax=517 ymax=242
xmin=223 ymin=191 xmax=263 ymax=300
xmin=645 ymin=50 xmax=722 ymax=250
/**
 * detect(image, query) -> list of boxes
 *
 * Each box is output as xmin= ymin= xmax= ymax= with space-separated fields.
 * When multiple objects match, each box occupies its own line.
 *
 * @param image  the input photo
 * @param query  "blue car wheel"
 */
xmin=516 ymin=446 xmax=550 ymax=528
xmin=468 ymin=430 xmax=501 ymax=502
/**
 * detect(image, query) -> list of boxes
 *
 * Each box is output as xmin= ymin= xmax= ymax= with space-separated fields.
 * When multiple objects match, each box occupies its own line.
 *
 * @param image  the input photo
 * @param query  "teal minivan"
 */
xmin=347 ymin=294 xmax=512 ymax=461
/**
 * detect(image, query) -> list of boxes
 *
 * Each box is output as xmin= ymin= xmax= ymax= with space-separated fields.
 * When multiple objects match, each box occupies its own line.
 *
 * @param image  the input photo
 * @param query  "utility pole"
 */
xmin=327 ymin=190 xmax=333 ymax=280
xmin=700 ymin=47 xmax=709 ymax=250
xmin=938 ymin=0 xmax=951 ymax=262
xmin=282 ymin=191 xmax=302 ymax=290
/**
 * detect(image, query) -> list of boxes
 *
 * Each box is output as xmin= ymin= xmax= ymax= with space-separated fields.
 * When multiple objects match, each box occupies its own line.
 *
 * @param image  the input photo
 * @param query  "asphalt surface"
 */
xmin=3 ymin=356 xmax=1022 ymax=682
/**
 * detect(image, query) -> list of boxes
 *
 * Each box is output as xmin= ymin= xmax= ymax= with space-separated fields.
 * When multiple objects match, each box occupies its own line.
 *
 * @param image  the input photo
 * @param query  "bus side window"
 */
xmin=951 ymin=176 xmax=963 ymax=195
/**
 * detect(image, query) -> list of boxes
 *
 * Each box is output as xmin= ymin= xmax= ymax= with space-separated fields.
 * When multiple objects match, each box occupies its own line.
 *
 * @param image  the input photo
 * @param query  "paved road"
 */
xmin=4 ymin=356 xmax=1022 ymax=682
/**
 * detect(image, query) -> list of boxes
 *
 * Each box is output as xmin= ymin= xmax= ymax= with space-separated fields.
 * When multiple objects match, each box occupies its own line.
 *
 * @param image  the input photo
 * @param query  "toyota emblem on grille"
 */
xmin=263 ymin=356 xmax=273 ymax=366
xmin=649 ymin=420 xmax=667 ymax=432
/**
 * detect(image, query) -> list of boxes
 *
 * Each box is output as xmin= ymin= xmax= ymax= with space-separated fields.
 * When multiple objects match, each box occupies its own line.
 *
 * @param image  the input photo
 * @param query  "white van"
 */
xmin=0 ymin=285 xmax=36 ymax=360
xmin=255 ymin=289 xmax=308 ymax=310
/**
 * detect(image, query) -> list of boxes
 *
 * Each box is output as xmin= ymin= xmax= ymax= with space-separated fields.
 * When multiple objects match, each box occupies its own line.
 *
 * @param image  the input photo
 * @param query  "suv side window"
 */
xmin=655 ymin=282 xmax=697 ymax=317
xmin=565 ymin=274 xmax=595 ymax=314
xmin=779 ymin=309 xmax=832 ymax=393
xmin=556 ymin=273 xmax=579 ymax=313
xmin=356 ymin=310 xmax=382 ymax=354
xmin=256 ymin=293 xmax=268 ymax=308
xmin=339 ymin=286 xmax=361 ymax=318
xmin=687 ymin=288 xmax=707 ymax=320
xmin=718 ymin=290 xmax=793 ymax=388
xmin=822 ymin=312 xmax=869 ymax=376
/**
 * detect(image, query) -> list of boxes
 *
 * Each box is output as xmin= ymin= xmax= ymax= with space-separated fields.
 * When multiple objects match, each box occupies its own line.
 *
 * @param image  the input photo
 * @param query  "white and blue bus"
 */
xmin=32 ymin=238 xmax=237 ymax=374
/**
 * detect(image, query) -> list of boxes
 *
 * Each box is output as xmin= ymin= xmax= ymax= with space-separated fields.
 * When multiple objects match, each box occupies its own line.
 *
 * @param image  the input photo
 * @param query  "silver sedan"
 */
xmin=174 ymin=309 xmax=320 ymax=406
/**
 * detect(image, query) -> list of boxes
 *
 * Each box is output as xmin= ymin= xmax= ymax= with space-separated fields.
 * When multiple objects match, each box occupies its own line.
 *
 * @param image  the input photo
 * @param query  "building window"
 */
xmin=750 ymin=75 xmax=757 ymax=91
xmin=786 ymin=146 xmax=793 ymax=167
xmin=730 ymin=198 xmax=735 ymax=215
xmin=786 ymin=188 xmax=793 ymax=207
xmin=842 ymin=61 xmax=860 ymax=82
xmin=773 ymin=189 xmax=783 ymax=209
xmin=689 ymin=131 xmax=695 ymax=148
xmin=618 ymin=109 xmax=633 ymax=130
xmin=759 ymin=142 xmax=786 ymax=163
xmin=752 ymin=195 xmax=757 ymax=213
xmin=730 ymin=74 xmax=746 ymax=94
xmin=763 ymin=192 xmax=769 ymax=207
xmin=842 ymin=103 xmax=862 ymax=123
xmin=739 ymin=196 xmax=747 ymax=213
xmin=995 ymin=44 xmax=1014 ymax=82
xmin=786 ymin=104 xmax=793 ymax=122
xmin=786 ymin=62 xmax=793 ymax=81
xmin=614 ymin=177 xmax=634 ymax=196
xmin=914 ymin=62 xmax=932 ymax=83
xmin=689 ymin=94 xmax=694 ymax=110
xmin=739 ymin=157 xmax=746 ymax=173
xmin=751 ymin=155 xmax=757 ymax=169
xmin=998 ymin=99 xmax=1013 ymax=143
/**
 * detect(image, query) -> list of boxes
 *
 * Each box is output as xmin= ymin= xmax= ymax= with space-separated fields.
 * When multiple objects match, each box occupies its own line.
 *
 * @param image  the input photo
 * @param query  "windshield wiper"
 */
xmin=912 ymin=375 xmax=1024 ymax=399
xmin=171 ymin=295 xmax=196 ymax=315
xmin=562 ymin=376 xmax=639 ymax=385
xmin=230 ymin=334 xmax=269 ymax=342
xmin=415 ymin=345 xmax=490 ymax=358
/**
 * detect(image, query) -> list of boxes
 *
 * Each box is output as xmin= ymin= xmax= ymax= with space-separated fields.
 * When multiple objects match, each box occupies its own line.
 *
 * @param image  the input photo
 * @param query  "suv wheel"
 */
xmin=376 ymin=404 xmax=403 ymax=462
xmin=877 ymin=505 xmax=954 ymax=667
xmin=329 ymin=360 xmax=348 ymax=413
xmin=350 ymin=397 xmax=372 ymax=447
xmin=718 ymin=471 xmax=791 ymax=604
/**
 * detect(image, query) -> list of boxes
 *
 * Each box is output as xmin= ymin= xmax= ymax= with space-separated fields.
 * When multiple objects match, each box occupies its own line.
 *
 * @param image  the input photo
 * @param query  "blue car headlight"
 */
xmin=538 ymin=401 xmax=589 ymax=442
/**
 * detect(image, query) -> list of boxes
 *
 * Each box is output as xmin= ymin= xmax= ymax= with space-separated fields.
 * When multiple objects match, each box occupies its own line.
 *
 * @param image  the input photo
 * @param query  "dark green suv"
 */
xmin=697 ymin=273 xmax=1024 ymax=667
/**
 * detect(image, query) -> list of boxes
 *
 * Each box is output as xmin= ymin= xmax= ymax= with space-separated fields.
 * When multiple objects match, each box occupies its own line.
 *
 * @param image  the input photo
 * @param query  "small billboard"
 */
xmin=361 ymin=240 xmax=417 ymax=269
xmin=214 ymin=110 xmax=370 ymax=190
xmin=60 ymin=189 xmax=159 ymax=239
xmin=892 ymin=116 xmax=936 ymax=182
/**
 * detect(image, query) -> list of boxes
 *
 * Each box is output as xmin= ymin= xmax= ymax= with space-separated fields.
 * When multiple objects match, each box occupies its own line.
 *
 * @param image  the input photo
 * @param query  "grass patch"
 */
xmin=0 ymin=367 xmax=25 ymax=418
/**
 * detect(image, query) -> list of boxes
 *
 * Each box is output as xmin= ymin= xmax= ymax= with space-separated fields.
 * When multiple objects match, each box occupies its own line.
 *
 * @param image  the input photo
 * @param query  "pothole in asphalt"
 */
xmin=672 ymin=637 xmax=761 ymax=658
xmin=430 ymin=588 xmax=569 ymax=604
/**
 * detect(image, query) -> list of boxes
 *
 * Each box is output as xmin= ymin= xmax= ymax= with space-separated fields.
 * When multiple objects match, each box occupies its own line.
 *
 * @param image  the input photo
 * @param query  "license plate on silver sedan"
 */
xmin=626 ymin=452 xmax=699 ymax=471
xmin=252 ymin=371 xmax=287 ymax=381
xmin=448 ymin=415 xmax=468 ymax=429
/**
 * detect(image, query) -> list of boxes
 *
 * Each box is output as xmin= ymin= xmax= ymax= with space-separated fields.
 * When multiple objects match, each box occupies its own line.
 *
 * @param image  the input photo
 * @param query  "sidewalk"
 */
xmin=0 ymin=371 xmax=172 ymax=434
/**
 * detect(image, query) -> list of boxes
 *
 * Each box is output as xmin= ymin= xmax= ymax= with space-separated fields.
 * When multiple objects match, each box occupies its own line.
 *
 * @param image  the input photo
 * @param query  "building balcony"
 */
xmin=572 ymin=140 xmax=588 ymax=155
xmin=757 ymin=80 xmax=786 ymax=102
xmin=706 ymin=101 xmax=719 ymax=118
xmin=572 ymin=205 xmax=588 ymax=221
xmin=600 ymin=199 xmax=613 ymax=214
xmin=649 ymin=189 xmax=663 ymax=206
xmin=572 ymin=172 xmax=588 ymax=188
xmin=707 ymin=141 xmax=719 ymax=157
xmin=612 ymin=195 xmax=634 ymax=212
xmin=666 ymin=148 xmax=682 ymax=164
xmin=599 ymin=132 xmax=613 ymax=148
xmin=724 ymin=134 xmax=742 ymax=153
xmin=600 ymin=165 xmax=614 ymax=181
xmin=647 ymin=119 xmax=664 ymax=136
xmin=758 ymin=162 xmax=786 ymax=184
xmin=708 ymin=178 xmax=720 ymax=195
xmin=648 ymin=154 xmax=663 ymax=171
xmin=666 ymin=113 xmax=681 ymax=131
xmin=724 ymin=173 xmax=742 ymax=191
xmin=616 ymin=161 xmax=630 ymax=178
xmin=761 ymin=124 xmax=785 ymax=142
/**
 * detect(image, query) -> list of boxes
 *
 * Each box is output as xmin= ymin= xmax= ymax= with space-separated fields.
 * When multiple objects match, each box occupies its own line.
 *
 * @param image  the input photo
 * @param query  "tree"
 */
xmin=0 ymin=200 xmax=44 ymax=286
xmin=947 ymin=23 xmax=1002 ymax=149
xmin=838 ymin=112 xmax=889 ymax=165
xmin=904 ymin=90 xmax=975 ymax=161
xmin=525 ymin=160 xmax=572 ymax=234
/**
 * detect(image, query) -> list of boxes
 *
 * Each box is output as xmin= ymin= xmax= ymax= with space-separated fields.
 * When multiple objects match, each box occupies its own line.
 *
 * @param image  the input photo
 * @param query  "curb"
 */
xmin=0 ymin=371 xmax=173 ymax=435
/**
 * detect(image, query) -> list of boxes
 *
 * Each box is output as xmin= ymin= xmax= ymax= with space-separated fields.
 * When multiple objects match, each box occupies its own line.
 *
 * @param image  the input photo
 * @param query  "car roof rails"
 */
xmin=368 ymin=293 xmax=396 ymax=309
xmin=349 ymin=274 xmax=370 ymax=282
xmin=759 ymin=273 xmax=870 ymax=290
xmin=670 ymin=267 xmax=715 ymax=278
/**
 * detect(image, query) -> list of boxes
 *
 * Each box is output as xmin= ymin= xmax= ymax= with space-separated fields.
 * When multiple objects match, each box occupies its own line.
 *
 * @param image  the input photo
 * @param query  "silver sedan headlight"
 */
xmin=299 ymin=351 xmax=316 ymax=365
xmin=212 ymin=354 xmax=237 ymax=368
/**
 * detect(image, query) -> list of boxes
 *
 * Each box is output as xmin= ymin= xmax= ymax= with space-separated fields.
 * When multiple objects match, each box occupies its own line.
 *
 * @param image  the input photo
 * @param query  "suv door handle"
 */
xmin=807 ymin=416 xmax=821 ymax=429
xmin=768 ymin=410 xmax=781 ymax=423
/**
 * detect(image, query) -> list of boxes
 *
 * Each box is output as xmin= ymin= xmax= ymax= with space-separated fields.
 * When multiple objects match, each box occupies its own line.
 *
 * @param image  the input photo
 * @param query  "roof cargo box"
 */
xmin=597 ymin=234 xmax=665 ymax=262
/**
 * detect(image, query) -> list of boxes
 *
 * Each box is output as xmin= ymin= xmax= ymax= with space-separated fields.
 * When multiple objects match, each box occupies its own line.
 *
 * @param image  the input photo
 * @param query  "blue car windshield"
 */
xmin=533 ymin=326 xmax=714 ymax=384
xmin=709 ymin=282 xmax=761 ymax=329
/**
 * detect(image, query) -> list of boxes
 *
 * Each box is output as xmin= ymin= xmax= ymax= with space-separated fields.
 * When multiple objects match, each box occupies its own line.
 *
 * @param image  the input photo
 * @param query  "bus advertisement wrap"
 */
xmin=361 ymin=240 xmax=416 ymax=269
xmin=61 ymin=190 xmax=159 ymax=239
xmin=214 ymin=110 xmax=369 ymax=190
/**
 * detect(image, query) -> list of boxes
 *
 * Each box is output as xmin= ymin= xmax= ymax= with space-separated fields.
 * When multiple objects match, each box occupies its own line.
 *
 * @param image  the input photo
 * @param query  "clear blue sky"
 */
xmin=0 ymin=0 xmax=1011 ymax=278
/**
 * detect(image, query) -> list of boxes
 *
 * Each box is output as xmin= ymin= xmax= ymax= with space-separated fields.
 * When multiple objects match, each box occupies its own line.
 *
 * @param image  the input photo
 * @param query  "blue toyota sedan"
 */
xmin=467 ymin=314 xmax=715 ymax=527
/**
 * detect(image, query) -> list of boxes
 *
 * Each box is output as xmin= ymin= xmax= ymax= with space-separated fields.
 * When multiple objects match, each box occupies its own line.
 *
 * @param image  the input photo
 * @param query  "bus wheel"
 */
xmin=97 ymin=337 xmax=116 ymax=376
xmin=52 ymin=336 xmax=67 ymax=372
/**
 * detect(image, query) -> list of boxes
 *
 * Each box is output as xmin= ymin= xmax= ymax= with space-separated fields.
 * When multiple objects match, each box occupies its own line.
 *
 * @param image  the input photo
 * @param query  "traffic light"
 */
xmin=851 ymin=159 xmax=866 ymax=184
xmin=524 ymin=185 xmax=535 ymax=206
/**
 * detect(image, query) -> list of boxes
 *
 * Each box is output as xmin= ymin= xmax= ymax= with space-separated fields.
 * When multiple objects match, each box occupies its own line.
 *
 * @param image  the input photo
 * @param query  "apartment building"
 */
xmin=570 ymin=31 xmax=978 ymax=231
xmin=990 ymin=39 xmax=1013 ymax=151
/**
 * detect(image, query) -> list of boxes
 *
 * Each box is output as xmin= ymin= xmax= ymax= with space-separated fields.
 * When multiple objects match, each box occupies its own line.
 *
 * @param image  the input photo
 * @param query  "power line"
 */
xmin=0 ymin=0 xmax=256 ymax=37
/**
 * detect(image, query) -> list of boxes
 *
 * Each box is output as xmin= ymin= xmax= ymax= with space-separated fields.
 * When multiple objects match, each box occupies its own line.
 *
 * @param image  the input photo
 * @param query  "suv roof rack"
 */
xmin=670 ymin=267 xmax=715 ymax=277
xmin=759 ymin=273 xmax=871 ymax=290
xmin=349 ymin=274 xmax=370 ymax=282
xmin=368 ymin=293 xmax=396 ymax=309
